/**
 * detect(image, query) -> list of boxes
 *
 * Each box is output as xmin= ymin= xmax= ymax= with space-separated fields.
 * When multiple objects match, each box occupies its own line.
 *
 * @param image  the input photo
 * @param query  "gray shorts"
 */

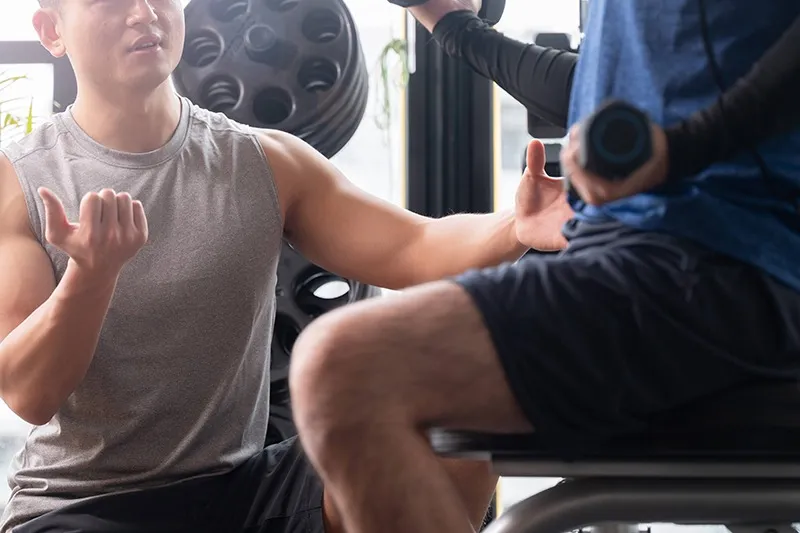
xmin=13 ymin=437 xmax=325 ymax=533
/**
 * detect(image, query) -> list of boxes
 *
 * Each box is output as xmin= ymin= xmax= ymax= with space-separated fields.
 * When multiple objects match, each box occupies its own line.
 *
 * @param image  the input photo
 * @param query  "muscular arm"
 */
xmin=262 ymin=131 xmax=526 ymax=290
xmin=665 ymin=14 xmax=800 ymax=180
xmin=0 ymin=155 xmax=116 ymax=425
xmin=430 ymin=10 xmax=577 ymax=128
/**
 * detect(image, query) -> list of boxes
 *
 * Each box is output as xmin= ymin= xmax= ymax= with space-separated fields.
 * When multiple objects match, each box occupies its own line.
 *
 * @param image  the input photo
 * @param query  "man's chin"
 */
xmin=118 ymin=66 xmax=175 ymax=93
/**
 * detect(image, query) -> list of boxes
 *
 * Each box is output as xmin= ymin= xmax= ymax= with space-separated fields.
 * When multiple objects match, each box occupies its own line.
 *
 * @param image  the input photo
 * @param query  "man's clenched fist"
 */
xmin=38 ymin=187 xmax=149 ymax=278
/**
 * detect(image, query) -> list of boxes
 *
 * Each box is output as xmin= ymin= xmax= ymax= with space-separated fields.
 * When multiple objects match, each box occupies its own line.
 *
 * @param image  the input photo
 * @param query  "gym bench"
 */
xmin=430 ymin=381 xmax=800 ymax=533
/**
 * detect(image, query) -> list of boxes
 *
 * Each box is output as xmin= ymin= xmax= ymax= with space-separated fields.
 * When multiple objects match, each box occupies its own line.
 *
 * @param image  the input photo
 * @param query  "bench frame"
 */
xmin=478 ymin=458 xmax=800 ymax=533
xmin=486 ymin=473 xmax=800 ymax=533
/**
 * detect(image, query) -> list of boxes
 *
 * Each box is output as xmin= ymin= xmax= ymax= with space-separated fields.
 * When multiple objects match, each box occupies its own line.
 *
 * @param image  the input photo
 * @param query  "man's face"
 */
xmin=37 ymin=0 xmax=186 ymax=94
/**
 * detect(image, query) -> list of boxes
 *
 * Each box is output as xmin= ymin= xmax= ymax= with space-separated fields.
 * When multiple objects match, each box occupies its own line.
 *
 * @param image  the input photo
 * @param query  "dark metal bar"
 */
xmin=406 ymin=23 xmax=494 ymax=217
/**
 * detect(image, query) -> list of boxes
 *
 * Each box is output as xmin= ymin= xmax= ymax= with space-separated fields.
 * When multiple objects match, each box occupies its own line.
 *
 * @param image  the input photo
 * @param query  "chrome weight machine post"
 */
xmin=592 ymin=524 xmax=641 ymax=533
xmin=728 ymin=524 xmax=798 ymax=533
xmin=483 ymin=477 xmax=800 ymax=533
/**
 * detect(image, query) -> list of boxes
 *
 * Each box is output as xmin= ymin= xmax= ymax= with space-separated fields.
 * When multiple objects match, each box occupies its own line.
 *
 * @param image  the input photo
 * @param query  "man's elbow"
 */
xmin=2 ymin=386 xmax=58 ymax=426
xmin=8 ymin=399 xmax=56 ymax=426
xmin=375 ymin=268 xmax=425 ymax=292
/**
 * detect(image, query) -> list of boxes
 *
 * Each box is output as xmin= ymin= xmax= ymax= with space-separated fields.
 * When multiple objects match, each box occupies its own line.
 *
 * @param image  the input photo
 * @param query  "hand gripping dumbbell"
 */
xmin=566 ymin=100 xmax=653 ymax=198
xmin=387 ymin=0 xmax=506 ymax=26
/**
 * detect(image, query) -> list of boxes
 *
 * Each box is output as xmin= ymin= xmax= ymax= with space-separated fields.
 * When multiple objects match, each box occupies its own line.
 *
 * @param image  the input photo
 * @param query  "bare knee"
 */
xmin=289 ymin=307 xmax=392 ymax=437
xmin=288 ymin=313 xmax=344 ymax=406
xmin=289 ymin=312 xmax=349 ymax=419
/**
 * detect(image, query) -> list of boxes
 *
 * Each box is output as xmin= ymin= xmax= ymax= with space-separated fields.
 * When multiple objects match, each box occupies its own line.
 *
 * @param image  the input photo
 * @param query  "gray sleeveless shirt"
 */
xmin=0 ymin=96 xmax=283 ymax=532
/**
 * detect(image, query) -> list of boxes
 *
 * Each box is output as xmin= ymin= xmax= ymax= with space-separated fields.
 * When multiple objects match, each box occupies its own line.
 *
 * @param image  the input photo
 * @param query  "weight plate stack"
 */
xmin=270 ymin=240 xmax=381 ymax=404
xmin=174 ymin=0 xmax=369 ymax=159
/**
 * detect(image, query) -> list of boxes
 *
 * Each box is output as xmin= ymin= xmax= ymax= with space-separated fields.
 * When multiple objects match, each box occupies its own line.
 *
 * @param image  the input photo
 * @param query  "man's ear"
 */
xmin=33 ymin=8 xmax=67 ymax=58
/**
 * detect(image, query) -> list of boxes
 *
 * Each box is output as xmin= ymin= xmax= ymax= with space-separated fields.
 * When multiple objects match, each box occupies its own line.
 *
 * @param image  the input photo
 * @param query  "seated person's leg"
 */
xmin=288 ymin=220 xmax=797 ymax=533
xmin=291 ymin=280 xmax=530 ymax=533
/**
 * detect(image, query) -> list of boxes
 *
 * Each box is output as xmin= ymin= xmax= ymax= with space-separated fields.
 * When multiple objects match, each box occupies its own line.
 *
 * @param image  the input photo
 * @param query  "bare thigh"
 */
xmin=289 ymin=279 xmax=532 ymax=434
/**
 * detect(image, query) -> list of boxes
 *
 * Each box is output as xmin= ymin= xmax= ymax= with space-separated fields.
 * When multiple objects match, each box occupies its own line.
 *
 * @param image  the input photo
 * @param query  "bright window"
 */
xmin=493 ymin=0 xmax=578 ymax=212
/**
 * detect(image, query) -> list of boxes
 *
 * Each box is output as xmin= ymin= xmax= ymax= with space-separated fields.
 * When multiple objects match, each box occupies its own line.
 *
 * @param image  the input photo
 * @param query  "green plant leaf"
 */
xmin=25 ymin=99 xmax=34 ymax=134
xmin=0 ymin=74 xmax=36 ymax=139
xmin=0 ymin=75 xmax=28 ymax=92
xmin=375 ymin=38 xmax=409 ymax=132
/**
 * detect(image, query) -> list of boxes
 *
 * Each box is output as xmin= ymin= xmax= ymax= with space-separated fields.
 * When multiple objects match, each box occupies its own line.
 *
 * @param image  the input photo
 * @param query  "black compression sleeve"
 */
xmin=431 ymin=10 xmax=578 ymax=129
xmin=665 ymin=14 xmax=800 ymax=181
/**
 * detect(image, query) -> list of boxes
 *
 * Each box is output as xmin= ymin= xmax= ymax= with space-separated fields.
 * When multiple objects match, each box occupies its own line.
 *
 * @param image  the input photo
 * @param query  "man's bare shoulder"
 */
xmin=255 ymin=128 xmax=314 ymax=167
xmin=252 ymin=129 xmax=348 ymax=237
xmin=255 ymin=128 xmax=331 ymax=182
xmin=0 ymin=153 xmax=36 ymax=240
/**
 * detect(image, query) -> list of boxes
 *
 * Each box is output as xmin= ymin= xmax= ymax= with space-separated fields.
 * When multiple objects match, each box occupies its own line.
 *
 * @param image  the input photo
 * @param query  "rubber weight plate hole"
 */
xmin=313 ymin=279 xmax=350 ymax=300
xmin=253 ymin=87 xmax=294 ymax=126
xmin=210 ymin=0 xmax=248 ymax=22
xmin=202 ymin=75 xmax=241 ymax=113
xmin=295 ymin=272 xmax=352 ymax=318
xmin=298 ymin=58 xmax=339 ymax=93
xmin=184 ymin=30 xmax=223 ymax=68
xmin=302 ymin=9 xmax=343 ymax=44
xmin=264 ymin=0 xmax=300 ymax=12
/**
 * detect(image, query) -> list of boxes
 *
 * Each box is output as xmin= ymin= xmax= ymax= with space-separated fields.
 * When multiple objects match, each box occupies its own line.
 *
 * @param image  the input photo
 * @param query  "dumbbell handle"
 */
xmin=565 ymin=100 xmax=653 ymax=200
xmin=578 ymin=100 xmax=653 ymax=180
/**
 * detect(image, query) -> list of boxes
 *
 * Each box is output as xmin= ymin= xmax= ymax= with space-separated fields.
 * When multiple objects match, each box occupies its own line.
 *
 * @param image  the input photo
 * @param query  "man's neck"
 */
xmin=70 ymin=82 xmax=183 ymax=154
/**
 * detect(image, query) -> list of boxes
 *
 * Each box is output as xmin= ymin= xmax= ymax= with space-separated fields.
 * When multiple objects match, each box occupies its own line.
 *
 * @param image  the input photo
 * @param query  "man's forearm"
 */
xmin=408 ymin=210 xmax=527 ymax=285
xmin=424 ymin=9 xmax=577 ymax=128
xmin=665 ymin=14 xmax=800 ymax=181
xmin=0 ymin=263 xmax=117 ymax=425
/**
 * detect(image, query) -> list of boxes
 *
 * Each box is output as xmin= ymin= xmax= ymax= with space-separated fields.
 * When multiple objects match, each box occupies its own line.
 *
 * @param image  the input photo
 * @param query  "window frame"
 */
xmin=0 ymin=41 xmax=77 ymax=113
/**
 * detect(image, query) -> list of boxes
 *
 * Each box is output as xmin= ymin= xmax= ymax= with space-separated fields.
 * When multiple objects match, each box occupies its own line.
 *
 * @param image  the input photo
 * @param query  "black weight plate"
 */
xmin=288 ymin=9 xmax=368 ymax=156
xmin=175 ymin=0 xmax=368 ymax=157
xmin=300 ymin=47 xmax=368 ymax=157
xmin=270 ymin=240 xmax=380 ymax=399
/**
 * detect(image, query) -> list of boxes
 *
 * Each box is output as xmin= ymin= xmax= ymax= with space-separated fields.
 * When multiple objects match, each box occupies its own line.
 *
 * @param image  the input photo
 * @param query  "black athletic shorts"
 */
xmin=455 ymin=219 xmax=800 ymax=449
xmin=12 ymin=437 xmax=324 ymax=533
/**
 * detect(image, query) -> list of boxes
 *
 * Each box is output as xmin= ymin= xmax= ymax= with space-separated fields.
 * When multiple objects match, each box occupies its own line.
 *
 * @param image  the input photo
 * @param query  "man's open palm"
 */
xmin=514 ymin=140 xmax=574 ymax=251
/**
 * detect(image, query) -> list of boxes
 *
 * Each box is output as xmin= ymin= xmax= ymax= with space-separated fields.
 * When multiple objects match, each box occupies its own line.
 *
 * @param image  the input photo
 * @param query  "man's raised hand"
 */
xmin=38 ymin=187 xmax=148 ymax=279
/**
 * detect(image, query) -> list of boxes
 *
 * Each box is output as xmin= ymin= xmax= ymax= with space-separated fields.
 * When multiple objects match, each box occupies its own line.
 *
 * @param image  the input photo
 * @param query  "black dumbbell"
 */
xmin=565 ymin=100 xmax=653 ymax=199
xmin=579 ymin=99 xmax=653 ymax=180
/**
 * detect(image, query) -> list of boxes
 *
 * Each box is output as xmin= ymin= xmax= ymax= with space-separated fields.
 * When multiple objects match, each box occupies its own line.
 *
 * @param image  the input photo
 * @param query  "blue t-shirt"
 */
xmin=568 ymin=0 xmax=800 ymax=291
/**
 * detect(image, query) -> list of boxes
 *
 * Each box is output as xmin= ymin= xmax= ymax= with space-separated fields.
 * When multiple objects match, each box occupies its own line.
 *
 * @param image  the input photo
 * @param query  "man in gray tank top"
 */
xmin=0 ymin=1 xmax=570 ymax=532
